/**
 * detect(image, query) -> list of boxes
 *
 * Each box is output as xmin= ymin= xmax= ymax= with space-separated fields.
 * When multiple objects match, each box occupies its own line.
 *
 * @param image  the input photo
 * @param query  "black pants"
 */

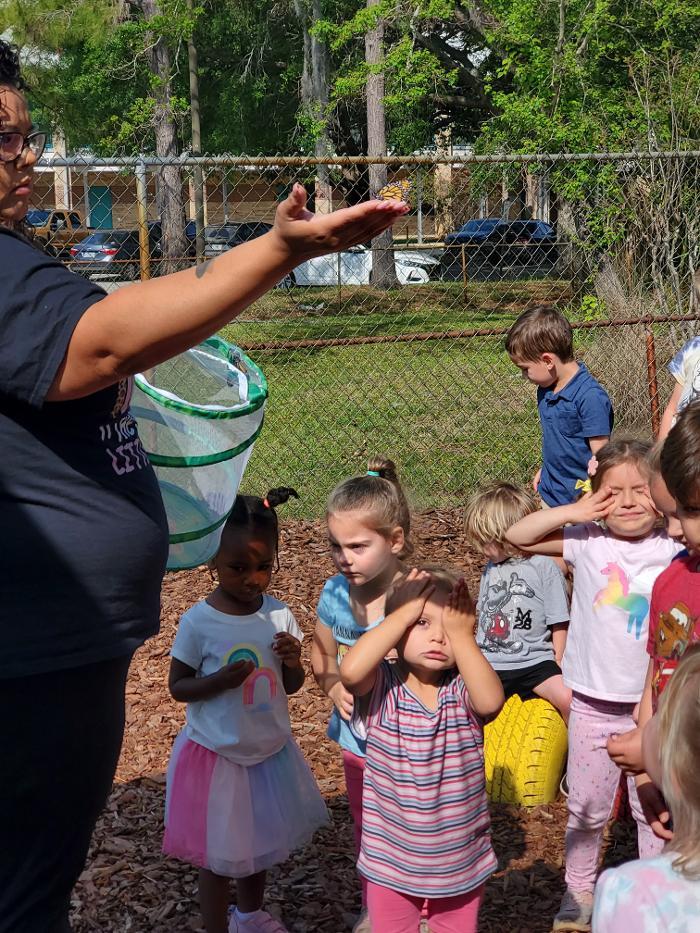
xmin=0 ymin=654 xmax=132 ymax=933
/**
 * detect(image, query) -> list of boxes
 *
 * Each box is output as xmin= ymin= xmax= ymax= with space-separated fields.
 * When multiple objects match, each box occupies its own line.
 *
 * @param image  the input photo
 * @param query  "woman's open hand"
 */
xmin=271 ymin=182 xmax=409 ymax=264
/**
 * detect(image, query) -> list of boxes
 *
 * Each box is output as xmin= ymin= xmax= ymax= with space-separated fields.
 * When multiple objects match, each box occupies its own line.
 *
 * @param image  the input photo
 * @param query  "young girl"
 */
xmin=464 ymin=482 xmax=571 ymax=721
xmin=507 ymin=439 xmax=683 ymax=933
xmin=163 ymin=489 xmax=328 ymax=933
xmin=310 ymin=456 xmax=411 ymax=933
xmin=340 ymin=568 xmax=504 ymax=933
xmin=593 ymin=645 xmax=700 ymax=931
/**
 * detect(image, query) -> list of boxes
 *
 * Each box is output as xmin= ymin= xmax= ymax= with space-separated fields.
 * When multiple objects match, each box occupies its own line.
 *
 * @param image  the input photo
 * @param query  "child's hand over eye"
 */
xmin=392 ymin=569 xmax=435 ymax=627
xmin=571 ymin=485 xmax=615 ymax=524
xmin=273 ymin=632 xmax=303 ymax=668
xmin=218 ymin=659 xmax=255 ymax=690
xmin=442 ymin=578 xmax=477 ymax=639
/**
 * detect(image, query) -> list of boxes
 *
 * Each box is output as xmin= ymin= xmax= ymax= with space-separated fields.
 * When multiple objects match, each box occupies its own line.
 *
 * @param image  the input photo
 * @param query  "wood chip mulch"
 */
xmin=70 ymin=510 xmax=637 ymax=932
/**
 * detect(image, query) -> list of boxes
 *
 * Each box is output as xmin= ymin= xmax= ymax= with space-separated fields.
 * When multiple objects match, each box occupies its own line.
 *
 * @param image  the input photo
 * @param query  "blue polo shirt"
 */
xmin=537 ymin=363 xmax=613 ymax=507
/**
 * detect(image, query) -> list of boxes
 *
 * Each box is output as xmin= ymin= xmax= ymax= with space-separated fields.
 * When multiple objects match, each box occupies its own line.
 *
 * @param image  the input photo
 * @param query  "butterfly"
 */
xmin=376 ymin=179 xmax=412 ymax=204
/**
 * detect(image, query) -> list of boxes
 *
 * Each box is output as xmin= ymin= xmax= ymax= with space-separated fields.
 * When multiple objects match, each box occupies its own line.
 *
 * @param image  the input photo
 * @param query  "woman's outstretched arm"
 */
xmin=47 ymin=185 xmax=407 ymax=401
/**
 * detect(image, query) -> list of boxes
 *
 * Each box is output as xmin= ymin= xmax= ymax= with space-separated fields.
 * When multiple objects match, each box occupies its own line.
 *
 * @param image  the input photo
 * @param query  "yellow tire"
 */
xmin=484 ymin=694 xmax=568 ymax=807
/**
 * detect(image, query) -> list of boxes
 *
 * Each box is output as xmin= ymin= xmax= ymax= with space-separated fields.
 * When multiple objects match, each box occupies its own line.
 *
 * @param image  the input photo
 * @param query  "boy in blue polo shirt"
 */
xmin=505 ymin=305 xmax=613 ymax=506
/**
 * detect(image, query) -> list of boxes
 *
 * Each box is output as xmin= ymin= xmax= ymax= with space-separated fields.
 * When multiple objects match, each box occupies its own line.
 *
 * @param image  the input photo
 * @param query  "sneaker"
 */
xmin=553 ymin=888 xmax=593 ymax=932
xmin=352 ymin=909 xmax=371 ymax=933
xmin=560 ymin=772 xmax=569 ymax=797
xmin=228 ymin=908 xmax=290 ymax=933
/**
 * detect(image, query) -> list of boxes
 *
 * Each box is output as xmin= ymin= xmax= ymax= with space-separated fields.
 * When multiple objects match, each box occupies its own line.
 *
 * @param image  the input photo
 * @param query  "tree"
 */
xmin=365 ymin=0 xmax=397 ymax=286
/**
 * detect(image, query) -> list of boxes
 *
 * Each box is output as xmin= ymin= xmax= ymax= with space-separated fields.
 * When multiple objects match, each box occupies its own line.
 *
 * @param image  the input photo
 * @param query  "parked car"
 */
xmin=444 ymin=218 xmax=500 ymax=247
xmin=69 ymin=228 xmax=161 ymax=280
xmin=203 ymin=222 xmax=272 ymax=258
xmin=439 ymin=219 xmax=558 ymax=280
xmin=26 ymin=208 xmax=87 ymax=258
xmin=292 ymin=244 xmax=439 ymax=286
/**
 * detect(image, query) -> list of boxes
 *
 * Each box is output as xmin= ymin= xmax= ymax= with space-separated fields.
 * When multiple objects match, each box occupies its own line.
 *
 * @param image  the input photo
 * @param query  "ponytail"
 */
xmin=327 ymin=455 xmax=413 ymax=557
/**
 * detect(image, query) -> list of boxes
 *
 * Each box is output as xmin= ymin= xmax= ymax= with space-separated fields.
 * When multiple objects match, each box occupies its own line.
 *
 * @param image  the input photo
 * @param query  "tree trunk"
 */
xmin=294 ymin=0 xmax=333 ymax=214
xmin=137 ymin=0 xmax=188 ymax=275
xmin=366 ymin=0 xmax=397 ymax=287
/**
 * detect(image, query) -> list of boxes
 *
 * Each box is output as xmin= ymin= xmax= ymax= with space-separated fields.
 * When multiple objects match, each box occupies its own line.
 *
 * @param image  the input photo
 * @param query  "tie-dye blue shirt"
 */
xmin=594 ymin=852 xmax=700 ymax=932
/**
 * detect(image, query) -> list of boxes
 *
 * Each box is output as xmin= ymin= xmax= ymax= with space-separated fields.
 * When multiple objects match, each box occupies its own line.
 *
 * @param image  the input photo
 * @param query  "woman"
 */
xmin=0 ymin=40 xmax=407 ymax=933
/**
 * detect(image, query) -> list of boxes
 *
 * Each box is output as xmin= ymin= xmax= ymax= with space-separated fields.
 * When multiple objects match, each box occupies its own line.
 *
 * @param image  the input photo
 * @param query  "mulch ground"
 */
xmin=71 ymin=510 xmax=636 ymax=932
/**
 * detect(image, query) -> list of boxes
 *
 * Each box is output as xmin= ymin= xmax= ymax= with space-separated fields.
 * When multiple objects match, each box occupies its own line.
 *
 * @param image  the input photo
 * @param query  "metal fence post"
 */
xmin=135 ymin=160 xmax=151 ymax=281
xmin=645 ymin=325 xmax=661 ymax=437
xmin=417 ymin=169 xmax=423 ymax=244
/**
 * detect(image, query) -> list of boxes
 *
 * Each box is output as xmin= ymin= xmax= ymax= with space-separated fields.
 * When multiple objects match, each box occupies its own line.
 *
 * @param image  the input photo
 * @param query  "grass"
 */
xmin=151 ymin=276 xmax=663 ymax=520
xmin=215 ymin=280 xmax=578 ymax=517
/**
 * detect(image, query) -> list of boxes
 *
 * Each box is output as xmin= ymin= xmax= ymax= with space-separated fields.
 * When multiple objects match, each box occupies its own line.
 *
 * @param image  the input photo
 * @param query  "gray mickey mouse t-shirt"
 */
xmin=475 ymin=554 xmax=569 ymax=670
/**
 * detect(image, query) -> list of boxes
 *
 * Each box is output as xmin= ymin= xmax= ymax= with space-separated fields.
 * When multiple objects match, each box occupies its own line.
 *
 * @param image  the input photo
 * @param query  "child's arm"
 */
xmin=273 ymin=632 xmax=306 ymax=695
xmin=442 ymin=579 xmax=505 ymax=719
xmin=551 ymin=623 xmax=568 ymax=665
xmin=506 ymin=486 xmax=615 ymax=556
xmin=311 ymin=621 xmax=354 ymax=720
xmin=658 ymin=382 xmax=683 ymax=442
xmin=341 ymin=570 xmax=434 ymax=697
xmin=169 ymin=657 xmax=255 ymax=703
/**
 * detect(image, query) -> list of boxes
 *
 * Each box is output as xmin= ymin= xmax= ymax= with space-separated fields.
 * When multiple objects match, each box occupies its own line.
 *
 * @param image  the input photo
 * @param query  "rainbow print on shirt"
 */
xmin=594 ymin=562 xmax=649 ymax=640
xmin=221 ymin=643 xmax=277 ymax=708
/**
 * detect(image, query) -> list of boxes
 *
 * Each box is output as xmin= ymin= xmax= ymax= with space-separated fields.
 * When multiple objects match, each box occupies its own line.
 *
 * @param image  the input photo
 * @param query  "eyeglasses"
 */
xmin=0 ymin=131 xmax=47 ymax=164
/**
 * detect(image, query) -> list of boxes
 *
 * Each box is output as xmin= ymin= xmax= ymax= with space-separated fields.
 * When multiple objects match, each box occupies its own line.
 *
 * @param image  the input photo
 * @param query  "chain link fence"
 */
xmin=31 ymin=151 xmax=700 ymax=515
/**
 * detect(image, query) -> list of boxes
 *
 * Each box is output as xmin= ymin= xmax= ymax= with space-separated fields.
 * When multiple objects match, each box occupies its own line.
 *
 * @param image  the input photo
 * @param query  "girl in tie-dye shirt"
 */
xmin=593 ymin=645 xmax=700 ymax=932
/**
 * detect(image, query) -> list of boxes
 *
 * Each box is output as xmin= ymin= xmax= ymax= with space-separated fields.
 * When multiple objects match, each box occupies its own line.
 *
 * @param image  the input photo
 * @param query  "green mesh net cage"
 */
xmin=133 ymin=337 xmax=267 ymax=570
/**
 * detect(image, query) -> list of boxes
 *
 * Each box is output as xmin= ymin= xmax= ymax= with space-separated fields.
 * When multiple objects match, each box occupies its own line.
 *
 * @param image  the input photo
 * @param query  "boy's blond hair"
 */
xmin=658 ymin=644 xmax=700 ymax=878
xmin=504 ymin=305 xmax=574 ymax=362
xmin=464 ymin=483 xmax=537 ymax=556
xmin=384 ymin=564 xmax=461 ymax=616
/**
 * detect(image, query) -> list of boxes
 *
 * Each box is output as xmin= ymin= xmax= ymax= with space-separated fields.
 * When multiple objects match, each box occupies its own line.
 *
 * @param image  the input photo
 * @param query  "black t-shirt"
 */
xmin=0 ymin=228 xmax=168 ymax=677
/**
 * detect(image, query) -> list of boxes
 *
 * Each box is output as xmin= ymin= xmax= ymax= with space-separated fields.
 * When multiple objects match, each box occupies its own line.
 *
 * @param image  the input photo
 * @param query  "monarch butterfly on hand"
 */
xmin=376 ymin=178 xmax=412 ymax=205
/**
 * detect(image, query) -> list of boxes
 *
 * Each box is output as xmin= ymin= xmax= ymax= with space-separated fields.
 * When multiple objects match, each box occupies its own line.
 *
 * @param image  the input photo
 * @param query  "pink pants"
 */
xmin=366 ymin=881 xmax=483 ymax=933
xmin=565 ymin=692 xmax=665 ymax=892
xmin=343 ymin=749 xmax=368 ymax=907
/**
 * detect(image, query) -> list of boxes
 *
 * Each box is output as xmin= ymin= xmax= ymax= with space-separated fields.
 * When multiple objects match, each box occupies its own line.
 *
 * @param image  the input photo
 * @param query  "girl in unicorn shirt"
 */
xmin=507 ymin=439 xmax=682 ymax=933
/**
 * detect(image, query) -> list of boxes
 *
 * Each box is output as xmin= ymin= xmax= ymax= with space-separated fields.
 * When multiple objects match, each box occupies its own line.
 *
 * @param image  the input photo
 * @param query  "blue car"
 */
xmin=440 ymin=219 xmax=558 ymax=280
xmin=444 ymin=218 xmax=500 ymax=247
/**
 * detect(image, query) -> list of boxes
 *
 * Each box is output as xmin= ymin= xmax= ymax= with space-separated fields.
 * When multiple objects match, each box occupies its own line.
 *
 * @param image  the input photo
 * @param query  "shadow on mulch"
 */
xmin=69 ymin=510 xmax=640 ymax=932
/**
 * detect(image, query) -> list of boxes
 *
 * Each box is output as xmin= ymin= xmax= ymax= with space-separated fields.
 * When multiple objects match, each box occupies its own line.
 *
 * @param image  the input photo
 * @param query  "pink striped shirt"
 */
xmin=357 ymin=661 xmax=497 ymax=898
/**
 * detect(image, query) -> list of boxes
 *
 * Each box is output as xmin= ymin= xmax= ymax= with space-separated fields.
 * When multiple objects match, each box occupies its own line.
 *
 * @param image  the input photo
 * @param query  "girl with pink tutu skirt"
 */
xmin=163 ymin=488 xmax=328 ymax=933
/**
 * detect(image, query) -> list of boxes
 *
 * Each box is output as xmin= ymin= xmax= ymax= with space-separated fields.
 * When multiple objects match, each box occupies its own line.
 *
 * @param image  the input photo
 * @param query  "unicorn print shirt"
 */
xmin=171 ymin=596 xmax=302 ymax=765
xmin=563 ymin=523 xmax=682 ymax=702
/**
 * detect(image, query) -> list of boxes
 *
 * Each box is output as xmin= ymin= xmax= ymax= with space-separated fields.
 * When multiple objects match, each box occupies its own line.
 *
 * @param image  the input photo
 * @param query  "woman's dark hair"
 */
xmin=219 ymin=487 xmax=299 ymax=554
xmin=0 ymin=41 xmax=25 ymax=90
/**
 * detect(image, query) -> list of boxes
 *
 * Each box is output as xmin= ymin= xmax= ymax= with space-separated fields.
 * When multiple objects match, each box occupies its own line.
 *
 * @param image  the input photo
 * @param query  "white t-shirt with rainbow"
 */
xmin=171 ymin=596 xmax=302 ymax=765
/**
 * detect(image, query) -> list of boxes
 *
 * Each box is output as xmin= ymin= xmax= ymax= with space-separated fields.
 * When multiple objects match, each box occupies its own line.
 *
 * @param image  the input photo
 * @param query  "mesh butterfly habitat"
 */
xmin=133 ymin=337 xmax=267 ymax=569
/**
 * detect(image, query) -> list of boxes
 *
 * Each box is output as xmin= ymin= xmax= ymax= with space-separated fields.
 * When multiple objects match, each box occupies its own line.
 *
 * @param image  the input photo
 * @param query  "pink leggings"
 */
xmin=565 ymin=692 xmax=665 ymax=892
xmin=342 ymin=749 xmax=368 ymax=907
xmin=366 ymin=881 xmax=483 ymax=933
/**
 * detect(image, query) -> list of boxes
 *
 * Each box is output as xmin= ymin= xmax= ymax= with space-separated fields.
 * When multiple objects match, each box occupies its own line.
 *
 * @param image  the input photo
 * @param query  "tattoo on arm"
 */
xmin=195 ymin=259 xmax=213 ymax=279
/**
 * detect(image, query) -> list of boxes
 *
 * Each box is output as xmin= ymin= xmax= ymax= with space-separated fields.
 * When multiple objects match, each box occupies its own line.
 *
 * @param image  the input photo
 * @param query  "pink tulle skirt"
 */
xmin=163 ymin=733 xmax=329 ymax=878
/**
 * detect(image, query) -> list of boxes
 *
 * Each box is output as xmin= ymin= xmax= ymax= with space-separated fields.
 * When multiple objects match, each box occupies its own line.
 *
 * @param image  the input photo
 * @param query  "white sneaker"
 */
xmin=228 ymin=908 xmax=290 ymax=933
xmin=553 ymin=888 xmax=593 ymax=932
